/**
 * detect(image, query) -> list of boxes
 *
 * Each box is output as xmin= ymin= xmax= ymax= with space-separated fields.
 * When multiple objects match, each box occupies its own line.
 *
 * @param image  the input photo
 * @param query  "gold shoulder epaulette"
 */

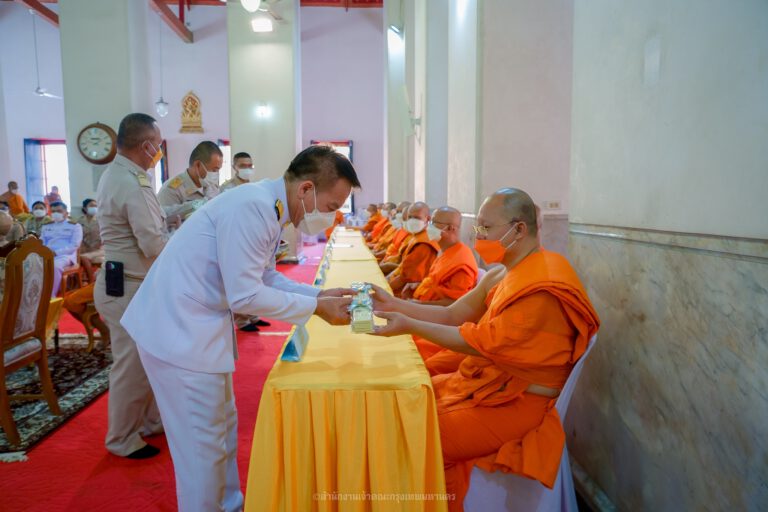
xmin=168 ymin=175 xmax=184 ymax=189
xmin=138 ymin=173 xmax=153 ymax=188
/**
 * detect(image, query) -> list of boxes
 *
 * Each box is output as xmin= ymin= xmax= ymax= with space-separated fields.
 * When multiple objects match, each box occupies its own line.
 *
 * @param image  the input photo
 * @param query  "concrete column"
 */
xmin=59 ymin=0 xmax=152 ymax=206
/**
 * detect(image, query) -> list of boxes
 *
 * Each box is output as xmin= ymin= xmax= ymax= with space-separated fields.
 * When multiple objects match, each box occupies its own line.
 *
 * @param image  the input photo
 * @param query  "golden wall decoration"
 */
xmin=180 ymin=91 xmax=203 ymax=133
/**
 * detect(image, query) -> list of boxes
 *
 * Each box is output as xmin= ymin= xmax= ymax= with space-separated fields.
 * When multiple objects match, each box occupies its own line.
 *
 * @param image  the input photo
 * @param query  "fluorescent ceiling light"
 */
xmin=251 ymin=17 xmax=273 ymax=32
xmin=241 ymin=0 xmax=262 ymax=12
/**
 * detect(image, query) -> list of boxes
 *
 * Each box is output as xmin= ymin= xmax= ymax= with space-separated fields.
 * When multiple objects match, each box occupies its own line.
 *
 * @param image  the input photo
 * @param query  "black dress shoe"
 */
xmin=255 ymin=319 xmax=271 ymax=327
xmin=239 ymin=323 xmax=260 ymax=332
xmin=126 ymin=444 xmax=160 ymax=459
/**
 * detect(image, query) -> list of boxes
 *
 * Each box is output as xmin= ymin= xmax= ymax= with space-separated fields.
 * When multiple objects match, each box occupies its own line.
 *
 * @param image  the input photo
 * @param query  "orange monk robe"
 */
xmin=324 ymin=210 xmax=345 ymax=239
xmin=386 ymin=230 xmax=439 ymax=292
xmin=361 ymin=212 xmax=382 ymax=233
xmin=433 ymin=250 xmax=600 ymax=511
xmin=380 ymin=229 xmax=411 ymax=262
xmin=0 ymin=193 xmax=30 ymax=217
xmin=367 ymin=216 xmax=391 ymax=243
xmin=63 ymin=282 xmax=95 ymax=317
xmin=370 ymin=223 xmax=396 ymax=251
xmin=411 ymin=242 xmax=479 ymax=361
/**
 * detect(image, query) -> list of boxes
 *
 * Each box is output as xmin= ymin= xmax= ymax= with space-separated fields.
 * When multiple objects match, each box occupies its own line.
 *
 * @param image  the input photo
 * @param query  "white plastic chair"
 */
xmin=463 ymin=334 xmax=598 ymax=512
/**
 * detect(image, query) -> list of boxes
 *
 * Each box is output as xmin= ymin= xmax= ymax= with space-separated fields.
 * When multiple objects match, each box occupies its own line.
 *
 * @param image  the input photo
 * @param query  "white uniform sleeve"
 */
xmin=213 ymin=201 xmax=317 ymax=325
xmin=263 ymin=264 xmax=321 ymax=297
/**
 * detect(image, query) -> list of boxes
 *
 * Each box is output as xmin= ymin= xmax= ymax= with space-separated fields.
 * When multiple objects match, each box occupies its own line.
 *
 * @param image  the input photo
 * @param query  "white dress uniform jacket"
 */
xmin=121 ymin=177 xmax=319 ymax=373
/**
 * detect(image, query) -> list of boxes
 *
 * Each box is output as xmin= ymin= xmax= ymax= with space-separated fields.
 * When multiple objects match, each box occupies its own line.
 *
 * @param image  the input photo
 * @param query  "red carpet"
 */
xmin=0 ymin=254 xmax=321 ymax=511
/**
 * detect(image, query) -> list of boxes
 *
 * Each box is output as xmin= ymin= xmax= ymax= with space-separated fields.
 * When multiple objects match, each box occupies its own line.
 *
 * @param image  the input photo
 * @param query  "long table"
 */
xmin=244 ymin=229 xmax=448 ymax=511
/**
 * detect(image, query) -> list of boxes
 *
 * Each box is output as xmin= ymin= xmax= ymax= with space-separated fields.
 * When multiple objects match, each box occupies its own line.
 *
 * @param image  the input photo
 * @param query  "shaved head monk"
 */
xmin=373 ymin=201 xmax=411 ymax=259
xmin=357 ymin=204 xmax=380 ymax=233
xmin=369 ymin=188 xmax=600 ymax=511
xmin=384 ymin=201 xmax=440 ymax=296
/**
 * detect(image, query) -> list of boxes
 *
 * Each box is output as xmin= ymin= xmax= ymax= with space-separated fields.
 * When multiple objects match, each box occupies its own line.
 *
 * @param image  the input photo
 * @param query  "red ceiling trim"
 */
xmin=13 ymin=0 xmax=59 ymax=27
xmin=301 ymin=0 xmax=383 ymax=8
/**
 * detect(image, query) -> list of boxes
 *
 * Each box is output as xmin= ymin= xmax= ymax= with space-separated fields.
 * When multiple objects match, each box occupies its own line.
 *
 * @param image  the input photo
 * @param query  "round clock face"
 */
xmin=78 ymin=124 xmax=116 ymax=164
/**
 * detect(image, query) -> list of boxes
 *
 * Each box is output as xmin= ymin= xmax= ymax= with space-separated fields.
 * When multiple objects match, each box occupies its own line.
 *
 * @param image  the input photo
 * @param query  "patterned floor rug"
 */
xmin=0 ymin=334 xmax=111 ymax=454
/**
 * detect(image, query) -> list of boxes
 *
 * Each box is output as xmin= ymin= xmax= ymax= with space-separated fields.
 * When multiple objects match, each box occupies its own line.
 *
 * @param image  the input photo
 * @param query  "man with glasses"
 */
xmin=158 ymin=141 xmax=222 ymax=215
xmin=368 ymin=188 xmax=600 ymax=511
xmin=221 ymin=151 xmax=256 ymax=192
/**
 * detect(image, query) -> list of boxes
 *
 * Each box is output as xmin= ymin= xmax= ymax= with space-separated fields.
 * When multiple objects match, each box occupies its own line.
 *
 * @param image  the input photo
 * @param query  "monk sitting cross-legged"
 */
xmin=369 ymin=188 xmax=600 ymax=512
xmin=375 ymin=202 xmax=412 ymax=262
xmin=384 ymin=202 xmax=440 ymax=297
xmin=352 ymin=203 xmax=380 ymax=234
xmin=366 ymin=201 xmax=395 ymax=245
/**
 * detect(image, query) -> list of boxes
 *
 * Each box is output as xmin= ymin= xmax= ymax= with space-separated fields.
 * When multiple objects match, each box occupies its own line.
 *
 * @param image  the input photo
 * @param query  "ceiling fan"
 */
xmin=30 ymin=10 xmax=61 ymax=99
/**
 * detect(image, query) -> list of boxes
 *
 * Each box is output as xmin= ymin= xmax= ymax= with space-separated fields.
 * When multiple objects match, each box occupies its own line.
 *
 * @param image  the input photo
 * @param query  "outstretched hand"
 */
xmin=366 ymin=283 xmax=399 ymax=313
xmin=371 ymin=310 xmax=412 ymax=337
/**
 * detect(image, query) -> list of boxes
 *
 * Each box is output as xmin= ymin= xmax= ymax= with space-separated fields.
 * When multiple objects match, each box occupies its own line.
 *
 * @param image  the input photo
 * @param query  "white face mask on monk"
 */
xmin=426 ymin=223 xmax=444 ymax=241
xmin=298 ymin=185 xmax=336 ymax=235
xmin=405 ymin=218 xmax=426 ymax=234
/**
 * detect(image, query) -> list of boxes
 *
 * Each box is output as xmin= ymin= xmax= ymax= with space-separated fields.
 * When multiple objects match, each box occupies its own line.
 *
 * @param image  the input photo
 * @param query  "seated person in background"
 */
xmin=385 ymin=201 xmax=440 ymax=296
xmin=221 ymin=151 xmax=256 ymax=192
xmin=0 ymin=206 xmax=25 ymax=247
xmin=77 ymin=198 xmax=104 ymax=283
xmin=0 ymin=181 xmax=29 ymax=217
xmin=158 ymin=141 xmax=222 ymax=216
xmin=354 ymin=203 xmax=381 ymax=234
xmin=366 ymin=202 xmax=395 ymax=245
xmin=372 ymin=201 xmax=410 ymax=259
xmin=370 ymin=188 xmax=600 ymax=512
xmin=379 ymin=203 xmax=415 ymax=271
xmin=63 ymin=281 xmax=110 ymax=348
xmin=44 ymin=185 xmax=61 ymax=213
xmin=41 ymin=201 xmax=83 ymax=297
xmin=18 ymin=201 xmax=52 ymax=236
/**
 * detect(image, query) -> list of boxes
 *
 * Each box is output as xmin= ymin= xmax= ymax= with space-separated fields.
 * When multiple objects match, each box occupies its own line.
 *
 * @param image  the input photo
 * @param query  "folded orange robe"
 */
xmin=324 ymin=210 xmax=345 ymax=239
xmin=361 ymin=212 xmax=381 ymax=233
xmin=379 ymin=229 xmax=409 ymax=261
xmin=381 ymin=231 xmax=413 ymax=264
xmin=433 ymin=249 xmax=600 ymax=511
xmin=412 ymin=242 xmax=479 ymax=361
xmin=386 ymin=230 xmax=439 ymax=286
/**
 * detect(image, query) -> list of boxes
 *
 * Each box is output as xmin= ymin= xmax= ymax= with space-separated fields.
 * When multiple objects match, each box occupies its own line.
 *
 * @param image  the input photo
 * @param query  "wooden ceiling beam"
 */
xmin=149 ymin=0 xmax=194 ymax=44
xmin=13 ymin=0 xmax=59 ymax=27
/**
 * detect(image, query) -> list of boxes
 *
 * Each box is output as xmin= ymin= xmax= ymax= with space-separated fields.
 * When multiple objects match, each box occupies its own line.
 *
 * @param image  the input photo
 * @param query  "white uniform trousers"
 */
xmin=95 ymin=275 xmax=163 ymax=456
xmin=137 ymin=345 xmax=243 ymax=512
xmin=52 ymin=254 xmax=76 ymax=297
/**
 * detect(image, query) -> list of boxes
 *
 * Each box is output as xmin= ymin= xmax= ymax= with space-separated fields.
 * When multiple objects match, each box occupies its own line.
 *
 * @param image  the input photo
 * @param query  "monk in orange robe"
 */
xmin=385 ymin=202 xmax=440 ymax=296
xmin=354 ymin=204 xmax=381 ymax=234
xmin=370 ymin=188 xmax=600 ymax=512
xmin=366 ymin=201 xmax=395 ymax=244
xmin=62 ymin=282 xmax=111 ymax=344
xmin=0 ymin=181 xmax=30 ymax=217
xmin=324 ymin=210 xmax=345 ymax=239
xmin=399 ymin=207 xmax=479 ymax=363
xmin=372 ymin=201 xmax=410 ymax=255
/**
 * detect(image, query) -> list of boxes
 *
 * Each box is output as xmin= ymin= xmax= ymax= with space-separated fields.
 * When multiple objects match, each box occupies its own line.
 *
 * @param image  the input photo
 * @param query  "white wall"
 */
xmin=228 ymin=0 xmax=300 ymax=181
xmin=0 ymin=3 xmax=66 ymax=196
xmin=571 ymin=0 xmax=768 ymax=238
xmin=145 ymin=5 xmax=230 ymax=178
xmin=480 ymin=0 xmax=573 ymax=214
xmin=300 ymin=6 xmax=384 ymax=211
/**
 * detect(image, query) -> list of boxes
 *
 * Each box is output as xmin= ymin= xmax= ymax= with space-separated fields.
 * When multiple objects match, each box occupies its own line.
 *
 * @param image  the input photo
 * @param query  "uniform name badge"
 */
xmin=281 ymin=324 xmax=309 ymax=362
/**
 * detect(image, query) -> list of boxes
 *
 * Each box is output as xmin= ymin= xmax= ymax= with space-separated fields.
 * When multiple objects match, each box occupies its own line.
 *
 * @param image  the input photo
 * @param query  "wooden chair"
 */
xmin=59 ymin=260 xmax=83 ymax=297
xmin=45 ymin=297 xmax=64 ymax=353
xmin=82 ymin=303 xmax=109 ymax=352
xmin=0 ymin=237 xmax=61 ymax=446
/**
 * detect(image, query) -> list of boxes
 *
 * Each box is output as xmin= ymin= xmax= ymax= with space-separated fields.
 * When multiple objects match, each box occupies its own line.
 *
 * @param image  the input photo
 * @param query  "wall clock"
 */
xmin=77 ymin=122 xmax=117 ymax=164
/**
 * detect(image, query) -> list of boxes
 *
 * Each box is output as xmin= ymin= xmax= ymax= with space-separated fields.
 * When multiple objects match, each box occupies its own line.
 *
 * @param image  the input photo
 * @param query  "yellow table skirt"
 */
xmin=245 ymin=231 xmax=448 ymax=511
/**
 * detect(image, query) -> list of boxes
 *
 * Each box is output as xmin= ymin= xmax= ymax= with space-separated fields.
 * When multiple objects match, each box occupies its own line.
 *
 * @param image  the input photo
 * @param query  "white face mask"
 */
xmin=392 ymin=219 xmax=403 ymax=230
xmin=206 ymin=171 xmax=219 ymax=186
xmin=298 ymin=185 xmax=337 ymax=235
xmin=405 ymin=218 xmax=426 ymax=234
xmin=51 ymin=212 xmax=65 ymax=222
xmin=33 ymin=209 xmax=46 ymax=219
xmin=426 ymin=223 xmax=443 ymax=241
xmin=87 ymin=206 xmax=98 ymax=216
xmin=360 ymin=210 xmax=371 ymax=220
xmin=395 ymin=212 xmax=403 ymax=221
xmin=236 ymin=166 xmax=256 ymax=182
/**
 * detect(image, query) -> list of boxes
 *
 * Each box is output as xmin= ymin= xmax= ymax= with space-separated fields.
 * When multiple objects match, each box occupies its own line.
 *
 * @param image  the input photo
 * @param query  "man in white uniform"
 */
xmin=121 ymin=145 xmax=360 ymax=511
xmin=41 ymin=201 xmax=83 ymax=296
